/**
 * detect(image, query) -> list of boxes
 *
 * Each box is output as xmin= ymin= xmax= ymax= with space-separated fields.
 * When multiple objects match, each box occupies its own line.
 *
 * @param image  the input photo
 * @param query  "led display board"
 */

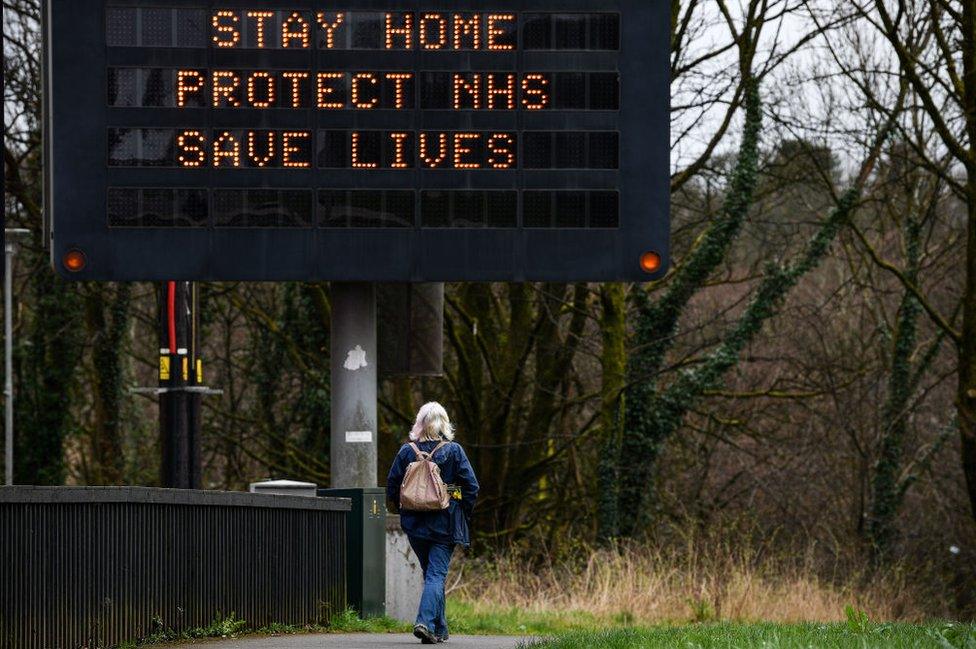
xmin=45 ymin=0 xmax=669 ymax=281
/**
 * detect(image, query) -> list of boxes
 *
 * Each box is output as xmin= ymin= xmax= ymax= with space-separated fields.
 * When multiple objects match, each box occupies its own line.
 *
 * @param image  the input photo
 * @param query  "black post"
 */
xmin=2 ymin=17 xmax=6 ymax=279
xmin=159 ymin=281 xmax=201 ymax=489
xmin=188 ymin=282 xmax=202 ymax=488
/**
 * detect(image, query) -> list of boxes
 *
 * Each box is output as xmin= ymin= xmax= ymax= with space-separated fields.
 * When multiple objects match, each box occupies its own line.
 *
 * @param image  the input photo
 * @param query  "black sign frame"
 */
xmin=45 ymin=0 xmax=669 ymax=281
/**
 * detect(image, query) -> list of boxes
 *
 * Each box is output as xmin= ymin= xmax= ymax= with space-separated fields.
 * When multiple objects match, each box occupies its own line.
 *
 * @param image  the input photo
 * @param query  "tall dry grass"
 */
xmin=452 ymin=541 xmax=943 ymax=625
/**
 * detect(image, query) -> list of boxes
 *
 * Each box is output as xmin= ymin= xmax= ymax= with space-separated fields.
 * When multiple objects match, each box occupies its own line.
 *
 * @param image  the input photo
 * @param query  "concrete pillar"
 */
xmin=385 ymin=514 xmax=424 ymax=622
xmin=330 ymin=283 xmax=378 ymax=488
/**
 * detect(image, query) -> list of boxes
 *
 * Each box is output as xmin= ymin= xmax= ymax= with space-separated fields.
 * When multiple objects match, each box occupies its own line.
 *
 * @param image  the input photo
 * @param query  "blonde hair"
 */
xmin=409 ymin=402 xmax=455 ymax=442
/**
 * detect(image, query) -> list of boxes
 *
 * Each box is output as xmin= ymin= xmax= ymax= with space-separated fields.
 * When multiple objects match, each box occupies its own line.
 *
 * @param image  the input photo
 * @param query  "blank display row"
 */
xmin=107 ymin=188 xmax=619 ymax=228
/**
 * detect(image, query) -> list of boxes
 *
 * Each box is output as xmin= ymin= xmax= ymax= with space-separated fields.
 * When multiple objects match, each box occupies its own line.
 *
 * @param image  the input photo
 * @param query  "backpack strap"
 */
xmin=408 ymin=442 xmax=425 ymax=460
xmin=429 ymin=441 xmax=450 ymax=460
xmin=408 ymin=440 xmax=450 ymax=461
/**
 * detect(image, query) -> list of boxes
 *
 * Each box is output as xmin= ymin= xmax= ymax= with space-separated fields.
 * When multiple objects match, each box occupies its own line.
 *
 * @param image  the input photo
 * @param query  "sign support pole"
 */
xmin=159 ymin=281 xmax=202 ymax=489
xmin=187 ymin=282 xmax=203 ymax=487
xmin=330 ymin=282 xmax=378 ymax=488
xmin=4 ymin=241 xmax=13 ymax=485
xmin=3 ymin=230 xmax=28 ymax=485
xmin=325 ymin=282 xmax=385 ymax=618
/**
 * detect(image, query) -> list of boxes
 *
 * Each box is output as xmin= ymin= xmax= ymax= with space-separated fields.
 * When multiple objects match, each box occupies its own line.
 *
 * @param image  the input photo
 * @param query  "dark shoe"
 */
xmin=413 ymin=624 xmax=437 ymax=644
xmin=437 ymin=633 xmax=449 ymax=643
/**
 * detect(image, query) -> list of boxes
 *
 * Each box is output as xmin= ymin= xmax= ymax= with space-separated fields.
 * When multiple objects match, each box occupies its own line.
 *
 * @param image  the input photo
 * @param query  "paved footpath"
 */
xmin=175 ymin=634 xmax=535 ymax=649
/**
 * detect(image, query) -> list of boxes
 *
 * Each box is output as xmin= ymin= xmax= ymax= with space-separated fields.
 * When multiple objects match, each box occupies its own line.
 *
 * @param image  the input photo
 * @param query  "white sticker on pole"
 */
xmin=346 ymin=431 xmax=373 ymax=443
xmin=343 ymin=345 xmax=369 ymax=371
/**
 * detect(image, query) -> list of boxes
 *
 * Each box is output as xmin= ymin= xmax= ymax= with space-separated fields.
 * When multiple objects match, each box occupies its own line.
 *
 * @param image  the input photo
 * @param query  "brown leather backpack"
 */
xmin=399 ymin=441 xmax=451 ymax=512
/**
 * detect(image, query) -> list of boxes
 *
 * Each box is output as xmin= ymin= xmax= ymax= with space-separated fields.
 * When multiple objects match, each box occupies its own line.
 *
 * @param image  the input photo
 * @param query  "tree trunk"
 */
xmin=15 ymin=262 xmax=84 ymax=485
xmin=867 ymin=214 xmax=920 ymax=563
xmin=618 ymin=80 xmax=762 ymax=536
xmin=598 ymin=283 xmax=627 ymax=541
xmin=291 ymin=283 xmax=332 ymax=475
xmin=960 ymin=0 xmax=976 ymax=522
xmin=254 ymin=286 xmax=286 ymax=474
xmin=86 ymin=283 xmax=132 ymax=484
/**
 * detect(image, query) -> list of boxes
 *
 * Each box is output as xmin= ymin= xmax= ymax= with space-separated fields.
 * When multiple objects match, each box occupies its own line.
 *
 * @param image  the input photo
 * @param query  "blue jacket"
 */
xmin=386 ymin=440 xmax=480 ymax=547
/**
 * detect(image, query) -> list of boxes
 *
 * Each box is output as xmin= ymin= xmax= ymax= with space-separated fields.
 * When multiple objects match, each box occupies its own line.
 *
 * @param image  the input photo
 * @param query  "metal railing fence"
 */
xmin=0 ymin=487 xmax=350 ymax=649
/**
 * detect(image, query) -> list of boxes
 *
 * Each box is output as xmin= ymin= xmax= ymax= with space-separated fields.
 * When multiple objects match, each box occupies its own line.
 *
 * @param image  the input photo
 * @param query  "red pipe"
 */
xmin=167 ymin=281 xmax=177 ymax=353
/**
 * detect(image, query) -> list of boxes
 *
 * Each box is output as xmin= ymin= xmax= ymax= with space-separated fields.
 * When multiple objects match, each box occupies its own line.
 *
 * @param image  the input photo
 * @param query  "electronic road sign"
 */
xmin=45 ymin=0 xmax=669 ymax=281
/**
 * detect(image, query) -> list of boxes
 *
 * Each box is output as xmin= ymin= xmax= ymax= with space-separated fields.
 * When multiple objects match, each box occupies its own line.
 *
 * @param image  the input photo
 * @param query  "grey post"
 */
xmin=4 ymin=239 xmax=11 ymax=486
xmin=4 ymin=229 xmax=29 ymax=485
xmin=330 ymin=283 xmax=378 ymax=488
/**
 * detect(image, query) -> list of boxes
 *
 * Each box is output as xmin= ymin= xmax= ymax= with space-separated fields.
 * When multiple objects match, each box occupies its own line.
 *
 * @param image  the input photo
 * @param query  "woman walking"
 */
xmin=386 ymin=402 xmax=479 ymax=644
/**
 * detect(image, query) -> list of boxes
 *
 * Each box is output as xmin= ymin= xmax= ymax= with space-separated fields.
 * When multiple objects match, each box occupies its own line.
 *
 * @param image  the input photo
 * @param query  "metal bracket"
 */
xmin=129 ymin=386 xmax=224 ymax=396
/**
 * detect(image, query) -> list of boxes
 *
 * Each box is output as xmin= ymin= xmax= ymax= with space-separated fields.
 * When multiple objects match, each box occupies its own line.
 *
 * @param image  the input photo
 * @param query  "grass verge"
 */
xmin=452 ymin=544 xmax=952 ymax=623
xmin=123 ymin=609 xmax=408 ymax=647
xmin=517 ymin=623 xmax=976 ymax=649
xmin=448 ymin=599 xmax=628 ymax=635
xmin=125 ymin=606 xmax=976 ymax=648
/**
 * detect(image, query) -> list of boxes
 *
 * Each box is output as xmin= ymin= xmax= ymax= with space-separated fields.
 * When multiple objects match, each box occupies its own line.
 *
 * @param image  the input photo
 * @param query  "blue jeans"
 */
xmin=408 ymin=536 xmax=455 ymax=636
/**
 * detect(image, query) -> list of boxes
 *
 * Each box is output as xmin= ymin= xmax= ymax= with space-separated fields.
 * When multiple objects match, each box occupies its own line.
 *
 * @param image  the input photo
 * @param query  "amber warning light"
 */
xmin=63 ymin=249 xmax=87 ymax=272
xmin=640 ymin=251 xmax=662 ymax=274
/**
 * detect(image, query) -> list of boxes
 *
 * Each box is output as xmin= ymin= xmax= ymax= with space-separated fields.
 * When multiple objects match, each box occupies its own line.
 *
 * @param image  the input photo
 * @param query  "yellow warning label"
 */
xmin=196 ymin=359 xmax=204 ymax=384
xmin=159 ymin=356 xmax=171 ymax=381
xmin=181 ymin=357 xmax=190 ymax=381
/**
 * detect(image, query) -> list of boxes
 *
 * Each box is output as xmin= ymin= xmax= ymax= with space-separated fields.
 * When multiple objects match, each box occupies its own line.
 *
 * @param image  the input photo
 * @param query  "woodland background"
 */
xmin=4 ymin=0 xmax=976 ymax=620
